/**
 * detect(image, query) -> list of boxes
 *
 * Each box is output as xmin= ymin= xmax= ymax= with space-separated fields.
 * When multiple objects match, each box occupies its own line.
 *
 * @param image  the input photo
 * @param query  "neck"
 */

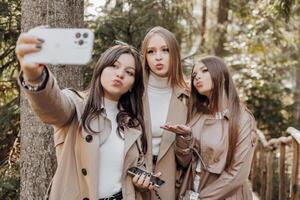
xmin=103 ymin=97 xmax=118 ymax=111
xmin=148 ymin=71 xmax=171 ymax=89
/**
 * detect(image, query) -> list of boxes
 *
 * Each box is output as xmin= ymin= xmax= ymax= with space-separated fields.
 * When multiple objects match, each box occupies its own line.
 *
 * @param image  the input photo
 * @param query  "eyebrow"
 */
xmin=193 ymin=65 xmax=207 ymax=72
xmin=147 ymin=45 xmax=168 ymax=50
xmin=114 ymin=60 xmax=136 ymax=70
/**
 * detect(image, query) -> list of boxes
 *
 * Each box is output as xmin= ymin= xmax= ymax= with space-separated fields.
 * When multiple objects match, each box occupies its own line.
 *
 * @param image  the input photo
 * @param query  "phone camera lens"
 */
xmin=83 ymin=32 xmax=88 ymax=38
xmin=75 ymin=32 xmax=81 ymax=38
xmin=78 ymin=39 xmax=84 ymax=45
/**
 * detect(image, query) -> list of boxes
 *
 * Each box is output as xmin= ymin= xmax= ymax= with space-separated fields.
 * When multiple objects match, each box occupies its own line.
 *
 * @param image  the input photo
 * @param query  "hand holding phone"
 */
xmin=128 ymin=167 xmax=165 ymax=188
xmin=23 ymin=27 xmax=94 ymax=65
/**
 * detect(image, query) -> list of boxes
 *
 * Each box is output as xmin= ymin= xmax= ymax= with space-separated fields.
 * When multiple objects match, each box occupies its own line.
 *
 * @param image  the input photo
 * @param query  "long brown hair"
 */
xmin=141 ymin=26 xmax=187 ymax=89
xmin=81 ymin=44 xmax=147 ymax=153
xmin=187 ymin=55 xmax=241 ymax=168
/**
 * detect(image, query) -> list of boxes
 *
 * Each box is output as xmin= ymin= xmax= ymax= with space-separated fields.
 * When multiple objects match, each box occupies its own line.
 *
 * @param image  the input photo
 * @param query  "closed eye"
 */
xmin=126 ymin=70 xmax=135 ymax=76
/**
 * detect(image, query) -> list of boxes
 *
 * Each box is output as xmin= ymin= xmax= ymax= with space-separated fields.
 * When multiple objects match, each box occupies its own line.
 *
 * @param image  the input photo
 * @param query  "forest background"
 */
xmin=0 ymin=0 xmax=299 ymax=199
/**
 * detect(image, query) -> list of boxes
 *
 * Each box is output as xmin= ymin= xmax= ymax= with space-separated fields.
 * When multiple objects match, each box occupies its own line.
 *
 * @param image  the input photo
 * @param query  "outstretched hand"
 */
xmin=15 ymin=31 xmax=45 ymax=82
xmin=160 ymin=124 xmax=191 ymax=136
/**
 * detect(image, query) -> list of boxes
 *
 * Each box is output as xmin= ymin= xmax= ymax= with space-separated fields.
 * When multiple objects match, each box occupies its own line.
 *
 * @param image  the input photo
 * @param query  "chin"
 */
xmin=156 ymin=71 xmax=168 ymax=77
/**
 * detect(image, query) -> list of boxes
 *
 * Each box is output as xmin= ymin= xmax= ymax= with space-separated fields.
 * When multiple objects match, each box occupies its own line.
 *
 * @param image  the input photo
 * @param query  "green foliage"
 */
xmin=225 ymin=1 xmax=300 ymax=138
xmin=0 ymin=0 xmax=20 ymax=199
xmin=84 ymin=0 xmax=199 ymax=86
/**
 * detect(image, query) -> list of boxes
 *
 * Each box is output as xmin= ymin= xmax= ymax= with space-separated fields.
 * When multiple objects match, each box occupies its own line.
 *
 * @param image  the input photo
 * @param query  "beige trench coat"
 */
xmin=143 ymin=81 xmax=189 ymax=200
xmin=20 ymin=69 xmax=148 ymax=200
xmin=176 ymin=106 xmax=257 ymax=200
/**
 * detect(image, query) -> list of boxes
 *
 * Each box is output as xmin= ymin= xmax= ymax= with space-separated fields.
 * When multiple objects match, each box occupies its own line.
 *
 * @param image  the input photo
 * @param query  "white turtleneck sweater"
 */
xmin=98 ymin=98 xmax=124 ymax=198
xmin=148 ymin=72 xmax=172 ymax=156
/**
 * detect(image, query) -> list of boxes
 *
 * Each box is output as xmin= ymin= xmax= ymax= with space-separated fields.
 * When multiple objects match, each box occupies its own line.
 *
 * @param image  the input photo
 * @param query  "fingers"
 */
xmin=137 ymin=173 xmax=147 ymax=186
xmin=132 ymin=172 xmax=160 ymax=191
xmin=177 ymin=125 xmax=192 ymax=134
xmin=148 ymin=172 xmax=162 ymax=190
xmin=16 ymin=43 xmax=42 ymax=59
xmin=132 ymin=173 xmax=149 ymax=189
xmin=16 ymin=33 xmax=44 ymax=59
xmin=16 ymin=33 xmax=44 ymax=45
xmin=161 ymin=123 xmax=192 ymax=136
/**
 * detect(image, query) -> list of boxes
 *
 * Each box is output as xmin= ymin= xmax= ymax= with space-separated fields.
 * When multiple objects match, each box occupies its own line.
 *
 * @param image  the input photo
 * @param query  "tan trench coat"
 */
xmin=143 ymin=81 xmax=189 ymax=200
xmin=176 ymin=106 xmax=257 ymax=200
xmin=20 ymin=69 xmax=148 ymax=200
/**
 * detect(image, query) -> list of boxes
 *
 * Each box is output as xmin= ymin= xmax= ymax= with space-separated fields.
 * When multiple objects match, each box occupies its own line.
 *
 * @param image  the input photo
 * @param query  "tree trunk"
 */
xmin=20 ymin=1 xmax=84 ymax=199
xmin=200 ymin=0 xmax=207 ymax=47
xmin=215 ymin=0 xmax=229 ymax=56
xmin=295 ymin=67 xmax=300 ymax=121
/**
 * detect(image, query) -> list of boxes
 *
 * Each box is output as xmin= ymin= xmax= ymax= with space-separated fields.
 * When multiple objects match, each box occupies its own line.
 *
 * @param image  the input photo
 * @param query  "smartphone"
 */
xmin=127 ymin=167 xmax=165 ymax=187
xmin=23 ymin=27 xmax=94 ymax=65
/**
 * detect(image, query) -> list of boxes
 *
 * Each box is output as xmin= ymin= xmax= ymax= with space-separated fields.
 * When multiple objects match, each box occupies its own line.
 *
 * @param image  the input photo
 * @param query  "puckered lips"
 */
xmin=112 ymin=78 xmax=123 ymax=86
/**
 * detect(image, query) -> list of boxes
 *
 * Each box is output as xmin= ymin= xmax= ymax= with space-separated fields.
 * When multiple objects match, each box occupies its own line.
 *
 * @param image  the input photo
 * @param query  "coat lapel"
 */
xmin=157 ymin=86 xmax=188 ymax=163
xmin=124 ymin=127 xmax=142 ymax=157
xmin=143 ymin=81 xmax=154 ymax=171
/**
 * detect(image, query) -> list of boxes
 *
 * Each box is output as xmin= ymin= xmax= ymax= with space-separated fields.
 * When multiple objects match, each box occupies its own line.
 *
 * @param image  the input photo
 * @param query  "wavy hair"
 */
xmin=188 ymin=55 xmax=241 ymax=168
xmin=81 ymin=44 xmax=147 ymax=153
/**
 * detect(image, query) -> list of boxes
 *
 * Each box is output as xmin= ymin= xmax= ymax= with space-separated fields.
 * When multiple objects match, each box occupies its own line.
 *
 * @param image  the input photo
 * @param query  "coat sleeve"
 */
xmin=19 ymin=67 xmax=77 ymax=128
xmin=200 ymin=113 xmax=257 ymax=200
xmin=174 ymin=135 xmax=194 ymax=168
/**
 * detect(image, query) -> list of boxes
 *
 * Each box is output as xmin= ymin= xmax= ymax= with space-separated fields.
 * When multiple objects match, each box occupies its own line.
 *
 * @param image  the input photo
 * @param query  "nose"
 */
xmin=155 ymin=50 xmax=162 ymax=61
xmin=116 ymin=68 xmax=124 ymax=79
xmin=194 ymin=72 xmax=202 ymax=80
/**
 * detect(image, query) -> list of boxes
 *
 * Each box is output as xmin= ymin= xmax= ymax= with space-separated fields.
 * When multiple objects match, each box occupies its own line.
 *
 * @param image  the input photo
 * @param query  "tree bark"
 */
xmin=200 ymin=0 xmax=207 ymax=47
xmin=295 ymin=67 xmax=300 ymax=121
xmin=215 ymin=0 xmax=229 ymax=56
xmin=20 ymin=1 xmax=84 ymax=199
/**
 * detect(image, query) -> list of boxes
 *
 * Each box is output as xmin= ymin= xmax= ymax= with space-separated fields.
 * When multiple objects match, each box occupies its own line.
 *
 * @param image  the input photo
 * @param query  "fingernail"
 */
xmin=37 ymin=38 xmax=44 ymax=43
xmin=36 ymin=44 xmax=42 ymax=49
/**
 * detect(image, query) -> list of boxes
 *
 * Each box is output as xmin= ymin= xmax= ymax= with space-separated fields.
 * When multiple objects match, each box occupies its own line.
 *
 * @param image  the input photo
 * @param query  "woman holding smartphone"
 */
xmin=133 ymin=26 xmax=189 ymax=199
xmin=162 ymin=56 xmax=257 ymax=199
xmin=16 ymin=31 xmax=149 ymax=200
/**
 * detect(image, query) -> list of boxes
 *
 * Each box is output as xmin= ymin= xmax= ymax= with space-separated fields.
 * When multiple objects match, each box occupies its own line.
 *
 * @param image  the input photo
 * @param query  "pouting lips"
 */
xmin=112 ymin=79 xmax=123 ymax=86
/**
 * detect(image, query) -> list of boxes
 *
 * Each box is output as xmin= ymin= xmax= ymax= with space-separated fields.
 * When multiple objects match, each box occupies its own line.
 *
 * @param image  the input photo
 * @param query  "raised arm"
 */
xmin=16 ymin=33 xmax=76 ymax=128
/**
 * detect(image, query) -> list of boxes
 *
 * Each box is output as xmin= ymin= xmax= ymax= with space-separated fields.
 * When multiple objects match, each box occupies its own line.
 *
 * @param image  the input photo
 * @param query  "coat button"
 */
xmin=83 ymin=198 xmax=89 ymax=200
xmin=82 ymin=168 xmax=87 ymax=176
xmin=85 ymin=135 xmax=93 ymax=143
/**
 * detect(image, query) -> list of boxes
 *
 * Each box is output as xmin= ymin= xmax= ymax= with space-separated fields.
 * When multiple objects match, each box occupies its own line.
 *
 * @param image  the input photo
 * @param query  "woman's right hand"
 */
xmin=15 ymin=33 xmax=45 ymax=82
xmin=160 ymin=124 xmax=192 ymax=137
xmin=132 ymin=171 xmax=162 ymax=191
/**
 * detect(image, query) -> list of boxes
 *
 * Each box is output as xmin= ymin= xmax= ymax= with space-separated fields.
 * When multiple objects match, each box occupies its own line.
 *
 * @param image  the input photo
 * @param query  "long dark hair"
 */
xmin=81 ymin=44 xmax=147 ymax=153
xmin=141 ymin=26 xmax=187 ymax=89
xmin=187 ymin=55 xmax=241 ymax=168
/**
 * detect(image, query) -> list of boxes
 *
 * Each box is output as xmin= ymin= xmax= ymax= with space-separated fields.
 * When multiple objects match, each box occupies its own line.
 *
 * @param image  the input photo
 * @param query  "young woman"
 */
xmin=133 ymin=26 xmax=189 ymax=199
xmin=16 ymin=31 xmax=149 ymax=200
xmin=162 ymin=56 xmax=257 ymax=199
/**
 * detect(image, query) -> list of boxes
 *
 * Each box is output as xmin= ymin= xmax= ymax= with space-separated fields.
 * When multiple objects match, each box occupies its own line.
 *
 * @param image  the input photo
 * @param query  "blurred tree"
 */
xmin=84 ymin=0 xmax=199 ymax=85
xmin=0 ymin=0 xmax=21 ymax=199
xmin=224 ymin=0 xmax=300 ymax=138
xmin=20 ymin=0 xmax=84 ymax=199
